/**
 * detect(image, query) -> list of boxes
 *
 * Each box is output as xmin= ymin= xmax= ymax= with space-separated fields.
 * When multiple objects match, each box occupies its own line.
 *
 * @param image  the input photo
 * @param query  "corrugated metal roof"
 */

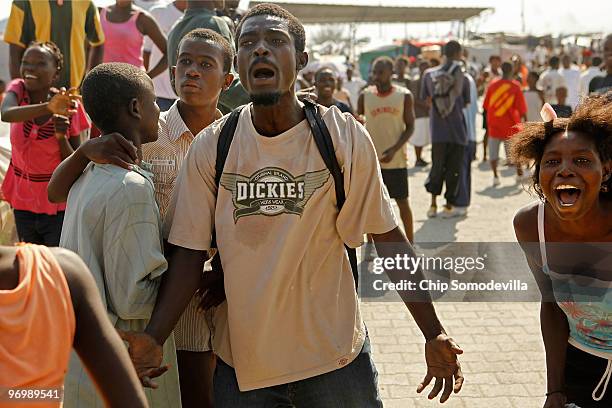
xmin=251 ymin=1 xmax=489 ymax=24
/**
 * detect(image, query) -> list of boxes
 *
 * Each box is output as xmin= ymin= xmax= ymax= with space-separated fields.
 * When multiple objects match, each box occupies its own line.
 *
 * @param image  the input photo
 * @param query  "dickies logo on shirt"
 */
xmin=220 ymin=167 xmax=329 ymax=222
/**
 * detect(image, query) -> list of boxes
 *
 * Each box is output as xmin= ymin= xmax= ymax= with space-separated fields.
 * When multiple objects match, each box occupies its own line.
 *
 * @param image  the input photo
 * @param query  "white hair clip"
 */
xmin=540 ymin=103 xmax=557 ymax=122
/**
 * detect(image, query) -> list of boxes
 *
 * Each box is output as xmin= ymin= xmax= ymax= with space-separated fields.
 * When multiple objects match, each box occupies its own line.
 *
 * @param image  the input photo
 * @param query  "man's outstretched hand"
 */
xmin=117 ymin=330 xmax=168 ymax=388
xmin=416 ymin=334 xmax=464 ymax=403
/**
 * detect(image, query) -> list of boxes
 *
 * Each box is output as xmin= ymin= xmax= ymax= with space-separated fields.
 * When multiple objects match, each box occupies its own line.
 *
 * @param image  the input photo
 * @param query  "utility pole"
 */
xmin=521 ymin=0 xmax=526 ymax=33
xmin=349 ymin=23 xmax=356 ymax=62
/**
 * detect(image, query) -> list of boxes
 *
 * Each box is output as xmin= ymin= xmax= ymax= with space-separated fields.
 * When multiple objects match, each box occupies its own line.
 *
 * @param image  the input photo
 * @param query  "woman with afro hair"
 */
xmin=511 ymin=92 xmax=612 ymax=408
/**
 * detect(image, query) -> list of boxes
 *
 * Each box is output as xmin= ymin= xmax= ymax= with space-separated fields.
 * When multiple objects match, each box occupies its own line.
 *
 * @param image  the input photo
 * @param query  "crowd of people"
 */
xmin=0 ymin=1 xmax=610 ymax=408
xmin=292 ymin=34 xmax=611 ymax=222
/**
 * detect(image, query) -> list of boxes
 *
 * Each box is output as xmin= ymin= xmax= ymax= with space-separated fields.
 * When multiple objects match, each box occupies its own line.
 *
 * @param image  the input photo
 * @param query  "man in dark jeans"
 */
xmin=120 ymin=4 xmax=464 ymax=407
xmin=420 ymin=40 xmax=470 ymax=218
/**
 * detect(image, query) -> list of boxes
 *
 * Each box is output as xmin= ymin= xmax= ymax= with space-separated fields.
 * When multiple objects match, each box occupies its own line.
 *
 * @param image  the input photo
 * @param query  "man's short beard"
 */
xmin=250 ymin=92 xmax=281 ymax=106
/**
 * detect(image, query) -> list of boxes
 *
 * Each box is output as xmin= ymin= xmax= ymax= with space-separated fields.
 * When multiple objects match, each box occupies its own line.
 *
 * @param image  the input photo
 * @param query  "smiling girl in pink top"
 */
xmin=0 ymin=41 xmax=90 ymax=246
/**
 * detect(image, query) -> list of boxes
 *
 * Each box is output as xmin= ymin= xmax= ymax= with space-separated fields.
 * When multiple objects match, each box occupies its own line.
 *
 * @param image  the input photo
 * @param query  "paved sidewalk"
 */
xmin=365 ymin=145 xmax=547 ymax=407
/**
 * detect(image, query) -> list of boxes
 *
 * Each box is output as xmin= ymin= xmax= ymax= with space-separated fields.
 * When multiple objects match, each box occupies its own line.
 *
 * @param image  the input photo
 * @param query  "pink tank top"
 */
xmin=101 ymin=8 xmax=145 ymax=69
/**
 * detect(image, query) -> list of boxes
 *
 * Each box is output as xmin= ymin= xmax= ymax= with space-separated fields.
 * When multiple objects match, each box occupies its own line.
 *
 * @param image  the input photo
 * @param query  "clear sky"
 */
xmin=1 ymin=0 xmax=610 ymax=42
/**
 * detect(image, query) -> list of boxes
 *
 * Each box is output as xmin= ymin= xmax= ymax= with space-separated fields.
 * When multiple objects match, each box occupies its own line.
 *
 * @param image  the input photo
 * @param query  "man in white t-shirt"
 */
xmin=344 ymin=63 xmax=367 ymax=109
xmin=558 ymin=54 xmax=581 ymax=109
xmin=534 ymin=42 xmax=548 ymax=67
xmin=121 ymin=4 xmax=464 ymax=406
xmin=537 ymin=55 xmax=567 ymax=104
xmin=144 ymin=0 xmax=187 ymax=111
xmin=579 ymin=56 xmax=604 ymax=97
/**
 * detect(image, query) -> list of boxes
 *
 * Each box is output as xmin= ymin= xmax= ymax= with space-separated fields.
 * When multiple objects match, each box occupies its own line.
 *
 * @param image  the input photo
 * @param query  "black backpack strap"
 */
xmin=214 ymin=107 xmax=244 ymax=187
xmin=211 ymin=106 xmax=244 ymax=264
xmin=302 ymin=99 xmax=360 ymax=289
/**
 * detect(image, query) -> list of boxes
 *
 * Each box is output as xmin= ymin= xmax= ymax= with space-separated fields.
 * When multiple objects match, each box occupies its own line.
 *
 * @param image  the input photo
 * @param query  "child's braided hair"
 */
xmin=28 ymin=41 xmax=64 ymax=73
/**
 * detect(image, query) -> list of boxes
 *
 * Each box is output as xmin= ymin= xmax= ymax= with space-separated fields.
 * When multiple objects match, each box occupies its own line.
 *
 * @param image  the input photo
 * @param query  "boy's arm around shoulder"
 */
xmin=53 ymin=247 xmax=148 ymax=407
xmin=47 ymin=146 xmax=91 ymax=203
xmin=48 ymin=133 xmax=138 ymax=203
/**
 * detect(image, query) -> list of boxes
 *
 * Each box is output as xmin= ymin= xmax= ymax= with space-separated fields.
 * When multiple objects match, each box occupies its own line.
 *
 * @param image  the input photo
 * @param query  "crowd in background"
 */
xmin=291 ymin=33 xmax=611 ymax=214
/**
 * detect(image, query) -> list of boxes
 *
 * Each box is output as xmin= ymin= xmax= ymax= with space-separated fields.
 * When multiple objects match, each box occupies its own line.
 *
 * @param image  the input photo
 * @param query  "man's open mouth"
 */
xmin=554 ymin=184 xmax=582 ymax=207
xmin=252 ymin=67 xmax=276 ymax=80
xmin=24 ymin=74 xmax=38 ymax=80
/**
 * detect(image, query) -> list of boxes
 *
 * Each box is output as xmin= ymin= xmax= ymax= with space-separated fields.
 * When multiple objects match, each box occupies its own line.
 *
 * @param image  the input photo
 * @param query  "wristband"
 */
xmin=545 ymin=389 xmax=565 ymax=397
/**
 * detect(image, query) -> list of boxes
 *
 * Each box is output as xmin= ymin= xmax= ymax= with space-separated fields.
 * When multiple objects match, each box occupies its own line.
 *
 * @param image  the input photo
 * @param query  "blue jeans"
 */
xmin=156 ymin=97 xmax=176 ymax=112
xmin=214 ymin=337 xmax=383 ymax=407
xmin=425 ymin=142 xmax=465 ymax=205
xmin=13 ymin=210 xmax=64 ymax=246
xmin=455 ymin=141 xmax=477 ymax=207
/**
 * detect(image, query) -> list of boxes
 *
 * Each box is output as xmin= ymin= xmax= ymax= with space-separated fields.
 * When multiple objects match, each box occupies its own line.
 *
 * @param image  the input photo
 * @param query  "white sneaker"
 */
xmin=454 ymin=206 xmax=468 ymax=216
xmin=492 ymin=176 xmax=501 ymax=187
xmin=441 ymin=206 xmax=461 ymax=218
xmin=427 ymin=205 xmax=437 ymax=218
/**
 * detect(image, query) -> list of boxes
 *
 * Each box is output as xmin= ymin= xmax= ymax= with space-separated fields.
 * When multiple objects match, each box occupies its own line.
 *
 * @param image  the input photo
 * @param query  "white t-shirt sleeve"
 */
xmin=336 ymin=114 xmax=398 ymax=247
xmin=166 ymin=125 xmax=220 ymax=250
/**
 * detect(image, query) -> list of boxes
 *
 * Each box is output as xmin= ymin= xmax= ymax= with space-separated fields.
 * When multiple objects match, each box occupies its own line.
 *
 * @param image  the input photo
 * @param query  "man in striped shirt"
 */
xmin=141 ymin=29 xmax=232 ymax=408
xmin=4 ymin=0 xmax=105 ymax=89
